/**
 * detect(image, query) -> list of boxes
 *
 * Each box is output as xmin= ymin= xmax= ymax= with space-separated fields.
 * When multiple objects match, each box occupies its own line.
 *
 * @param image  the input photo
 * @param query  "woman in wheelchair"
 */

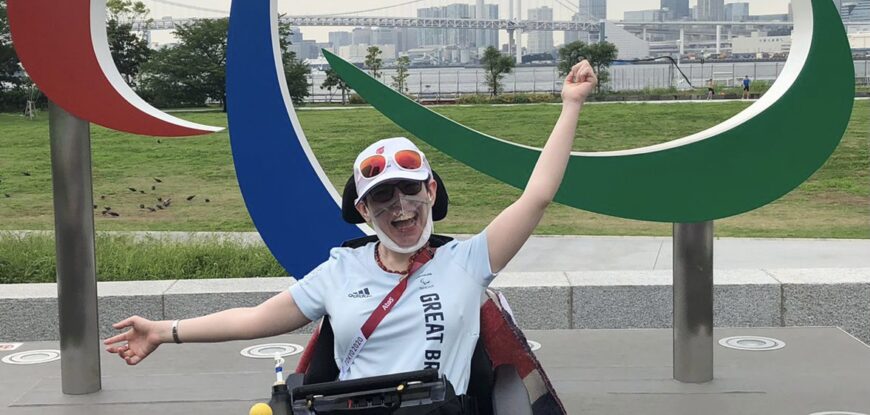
xmin=104 ymin=61 xmax=597 ymax=414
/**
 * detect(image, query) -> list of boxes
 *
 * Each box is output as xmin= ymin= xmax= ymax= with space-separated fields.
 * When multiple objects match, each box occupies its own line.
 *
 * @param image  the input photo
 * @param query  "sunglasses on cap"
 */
xmin=367 ymin=180 xmax=426 ymax=204
xmin=358 ymin=149 xmax=423 ymax=179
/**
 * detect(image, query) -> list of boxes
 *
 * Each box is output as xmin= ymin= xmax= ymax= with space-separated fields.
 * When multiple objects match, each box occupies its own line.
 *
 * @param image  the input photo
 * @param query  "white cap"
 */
xmin=353 ymin=137 xmax=432 ymax=205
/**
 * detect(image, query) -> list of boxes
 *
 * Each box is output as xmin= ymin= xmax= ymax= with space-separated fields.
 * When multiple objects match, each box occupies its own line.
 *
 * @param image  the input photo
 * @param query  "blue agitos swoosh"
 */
xmin=226 ymin=0 xmax=367 ymax=278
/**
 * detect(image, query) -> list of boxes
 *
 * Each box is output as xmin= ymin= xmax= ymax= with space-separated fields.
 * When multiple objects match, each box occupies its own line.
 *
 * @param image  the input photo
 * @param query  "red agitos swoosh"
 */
xmin=7 ymin=0 xmax=221 ymax=137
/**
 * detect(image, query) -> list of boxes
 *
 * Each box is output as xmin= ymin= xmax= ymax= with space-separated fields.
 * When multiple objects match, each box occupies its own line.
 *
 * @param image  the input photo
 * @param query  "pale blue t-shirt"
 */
xmin=289 ymin=232 xmax=495 ymax=394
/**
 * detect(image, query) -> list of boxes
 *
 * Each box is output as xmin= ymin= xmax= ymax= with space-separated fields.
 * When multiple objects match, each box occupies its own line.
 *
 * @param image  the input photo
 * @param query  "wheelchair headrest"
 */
xmin=341 ymin=170 xmax=449 ymax=224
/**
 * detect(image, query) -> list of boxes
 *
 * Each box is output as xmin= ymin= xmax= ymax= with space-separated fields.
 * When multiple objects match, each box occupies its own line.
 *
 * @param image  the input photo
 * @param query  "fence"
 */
xmin=304 ymin=59 xmax=869 ymax=103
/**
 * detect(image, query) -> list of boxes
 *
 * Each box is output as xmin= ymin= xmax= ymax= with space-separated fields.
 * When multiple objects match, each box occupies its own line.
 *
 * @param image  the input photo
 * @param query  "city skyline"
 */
xmin=140 ymin=0 xmax=792 ymax=44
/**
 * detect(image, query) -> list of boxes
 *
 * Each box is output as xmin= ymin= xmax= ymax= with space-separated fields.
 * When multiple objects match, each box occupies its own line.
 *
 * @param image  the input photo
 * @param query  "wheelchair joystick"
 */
xmin=268 ymin=353 xmax=292 ymax=415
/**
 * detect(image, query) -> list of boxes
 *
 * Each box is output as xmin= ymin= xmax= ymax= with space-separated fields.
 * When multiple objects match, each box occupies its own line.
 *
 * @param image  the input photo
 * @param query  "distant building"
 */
xmin=697 ymin=0 xmax=725 ymax=21
xmin=841 ymin=0 xmax=870 ymax=22
xmin=527 ymin=6 xmax=554 ymax=54
xmin=564 ymin=12 xmax=593 ymax=44
xmin=328 ymin=31 xmax=352 ymax=50
xmin=731 ymin=32 xmax=791 ymax=55
xmin=661 ymin=0 xmax=690 ymax=20
xmin=285 ymin=27 xmax=305 ymax=58
xmin=417 ymin=7 xmax=445 ymax=47
xmin=724 ymin=3 xmax=750 ymax=22
xmin=848 ymin=31 xmax=870 ymax=51
xmin=398 ymin=28 xmax=420 ymax=53
xmin=371 ymin=28 xmax=399 ymax=46
xmin=337 ymin=44 xmax=397 ymax=64
xmin=579 ymin=0 xmax=607 ymax=20
xmin=473 ymin=4 xmax=499 ymax=49
xmin=746 ymin=13 xmax=791 ymax=22
xmin=624 ymin=9 xmax=664 ymax=22
xmin=602 ymin=21 xmax=650 ymax=59
xmin=352 ymin=28 xmax=372 ymax=45
xmin=443 ymin=3 xmax=473 ymax=47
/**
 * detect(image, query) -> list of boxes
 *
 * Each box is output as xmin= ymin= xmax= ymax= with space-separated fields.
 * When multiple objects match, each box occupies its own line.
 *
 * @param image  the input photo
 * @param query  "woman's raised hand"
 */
xmin=562 ymin=59 xmax=597 ymax=106
xmin=104 ymin=316 xmax=168 ymax=365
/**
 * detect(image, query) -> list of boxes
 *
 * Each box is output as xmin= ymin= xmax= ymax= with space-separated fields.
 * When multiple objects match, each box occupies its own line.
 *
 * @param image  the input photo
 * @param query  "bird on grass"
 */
xmin=154 ymin=178 xmax=162 ymax=183
xmin=21 ymin=172 xmax=31 ymax=176
xmin=186 ymin=195 xmax=196 ymax=201
xmin=128 ymin=187 xmax=137 ymax=192
xmin=108 ymin=212 xmax=120 ymax=217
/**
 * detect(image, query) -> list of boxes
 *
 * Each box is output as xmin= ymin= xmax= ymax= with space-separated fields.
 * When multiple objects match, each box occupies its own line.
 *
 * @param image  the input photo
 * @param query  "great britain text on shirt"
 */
xmin=421 ymin=293 xmax=445 ymax=370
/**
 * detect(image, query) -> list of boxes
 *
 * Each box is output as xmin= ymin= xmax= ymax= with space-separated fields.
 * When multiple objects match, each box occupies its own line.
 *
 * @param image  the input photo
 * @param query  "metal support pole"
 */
xmin=679 ymin=28 xmax=685 ymax=60
xmin=515 ymin=0 xmax=522 ymax=64
xmin=49 ymin=102 xmax=101 ymax=395
xmin=507 ymin=28 xmax=515 ymax=58
xmin=456 ymin=70 xmax=460 ymax=97
xmin=715 ymin=25 xmax=721 ymax=55
xmin=673 ymin=221 xmax=714 ymax=383
xmin=532 ymin=67 xmax=536 ymax=92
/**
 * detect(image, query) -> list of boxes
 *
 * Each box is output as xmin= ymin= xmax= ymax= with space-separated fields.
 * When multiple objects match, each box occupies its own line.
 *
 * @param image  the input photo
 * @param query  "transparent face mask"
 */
xmin=367 ymin=192 xmax=431 ymax=220
xmin=365 ymin=188 xmax=434 ymax=254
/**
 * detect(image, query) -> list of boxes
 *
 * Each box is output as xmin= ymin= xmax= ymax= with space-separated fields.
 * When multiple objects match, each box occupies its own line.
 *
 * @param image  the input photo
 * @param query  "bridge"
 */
xmin=134 ymin=15 xmax=601 ymax=32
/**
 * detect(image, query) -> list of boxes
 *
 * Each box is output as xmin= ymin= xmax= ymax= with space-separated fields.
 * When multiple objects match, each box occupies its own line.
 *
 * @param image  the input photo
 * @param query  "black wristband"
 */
xmin=171 ymin=319 xmax=182 ymax=344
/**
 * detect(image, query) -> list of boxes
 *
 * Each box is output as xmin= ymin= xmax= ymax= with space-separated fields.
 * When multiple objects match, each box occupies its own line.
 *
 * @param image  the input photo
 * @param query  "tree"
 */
xmin=106 ymin=0 xmax=149 ymax=21
xmin=558 ymin=41 xmax=617 ymax=94
xmin=276 ymin=22 xmax=310 ymax=106
xmin=0 ymin=0 xmax=21 ymax=92
xmin=106 ymin=20 xmax=152 ymax=87
xmin=480 ymin=46 xmax=515 ymax=97
xmin=391 ymin=55 xmax=410 ymax=94
xmin=139 ymin=18 xmax=228 ymax=109
xmin=364 ymin=46 xmax=383 ymax=80
xmin=283 ymin=52 xmax=310 ymax=106
xmin=105 ymin=1 xmax=152 ymax=88
xmin=321 ymin=68 xmax=350 ymax=104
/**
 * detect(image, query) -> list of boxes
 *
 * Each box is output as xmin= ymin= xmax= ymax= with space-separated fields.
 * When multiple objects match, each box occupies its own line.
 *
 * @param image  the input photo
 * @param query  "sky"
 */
xmin=141 ymin=0 xmax=792 ymax=44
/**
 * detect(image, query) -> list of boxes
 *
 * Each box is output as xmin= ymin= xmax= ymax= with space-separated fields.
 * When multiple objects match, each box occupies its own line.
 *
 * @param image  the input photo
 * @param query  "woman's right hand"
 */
xmin=104 ymin=316 xmax=169 ymax=365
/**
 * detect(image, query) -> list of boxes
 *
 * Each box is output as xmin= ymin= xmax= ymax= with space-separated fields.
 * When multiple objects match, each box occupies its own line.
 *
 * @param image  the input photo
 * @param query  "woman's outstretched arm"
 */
xmin=485 ymin=60 xmax=597 ymax=273
xmin=104 ymin=291 xmax=311 ymax=365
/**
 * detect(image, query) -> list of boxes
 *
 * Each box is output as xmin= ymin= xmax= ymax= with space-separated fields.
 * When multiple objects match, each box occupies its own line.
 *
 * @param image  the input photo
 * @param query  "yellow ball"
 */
xmin=249 ymin=402 xmax=273 ymax=415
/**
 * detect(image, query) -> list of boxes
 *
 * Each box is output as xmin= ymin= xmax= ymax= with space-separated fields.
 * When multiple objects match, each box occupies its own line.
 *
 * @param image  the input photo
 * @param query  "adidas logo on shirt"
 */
xmin=347 ymin=288 xmax=372 ymax=298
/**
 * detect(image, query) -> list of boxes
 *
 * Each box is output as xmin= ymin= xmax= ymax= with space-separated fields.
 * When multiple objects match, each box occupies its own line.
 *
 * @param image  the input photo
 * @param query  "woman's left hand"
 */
xmin=562 ymin=60 xmax=597 ymax=106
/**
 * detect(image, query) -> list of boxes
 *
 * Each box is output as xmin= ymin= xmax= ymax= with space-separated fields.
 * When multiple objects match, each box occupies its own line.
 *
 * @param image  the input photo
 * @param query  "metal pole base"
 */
xmin=49 ymin=102 xmax=102 ymax=394
xmin=673 ymin=221 xmax=714 ymax=383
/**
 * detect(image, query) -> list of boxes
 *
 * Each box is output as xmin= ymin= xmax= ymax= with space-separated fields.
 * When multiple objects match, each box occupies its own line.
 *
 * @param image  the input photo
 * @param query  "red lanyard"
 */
xmin=340 ymin=245 xmax=435 ymax=378
xmin=362 ymin=245 xmax=435 ymax=337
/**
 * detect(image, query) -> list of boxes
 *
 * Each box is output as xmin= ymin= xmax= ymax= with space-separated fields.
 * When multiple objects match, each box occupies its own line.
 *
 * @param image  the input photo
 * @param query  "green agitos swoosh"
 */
xmin=324 ymin=0 xmax=853 ymax=223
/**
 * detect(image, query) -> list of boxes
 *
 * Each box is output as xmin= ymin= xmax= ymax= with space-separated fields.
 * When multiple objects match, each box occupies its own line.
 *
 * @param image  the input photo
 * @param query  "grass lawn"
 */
xmin=0 ymin=101 xmax=867 ymax=239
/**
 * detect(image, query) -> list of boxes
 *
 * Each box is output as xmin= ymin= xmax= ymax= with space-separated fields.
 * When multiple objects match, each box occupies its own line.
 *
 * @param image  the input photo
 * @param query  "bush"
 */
xmin=348 ymin=93 xmax=368 ymax=105
xmin=456 ymin=93 xmax=560 ymax=105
